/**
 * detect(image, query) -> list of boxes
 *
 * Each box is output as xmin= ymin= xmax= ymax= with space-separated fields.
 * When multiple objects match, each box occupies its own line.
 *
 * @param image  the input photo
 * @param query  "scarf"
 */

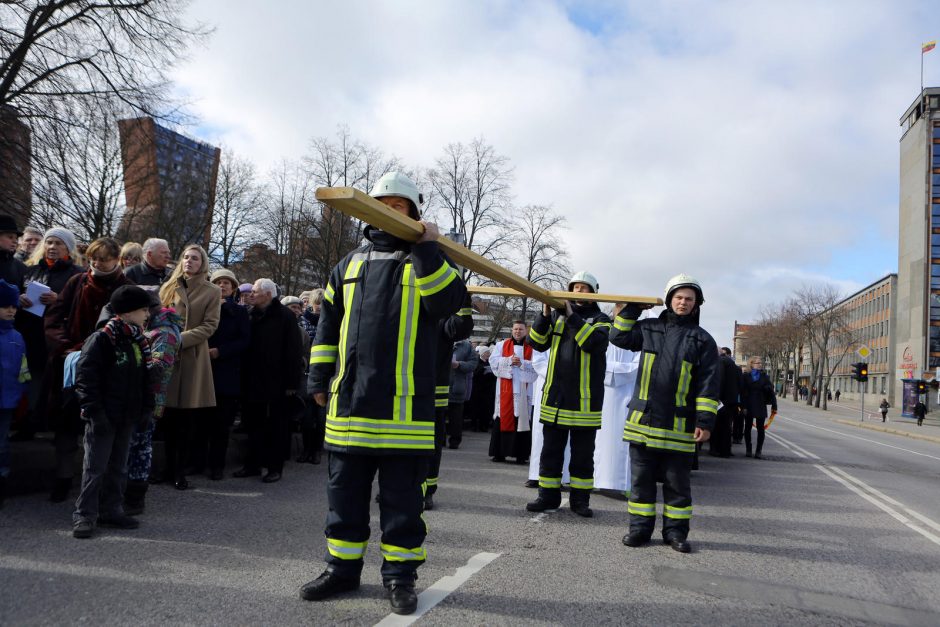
xmin=499 ymin=337 xmax=532 ymax=432
xmin=750 ymin=369 xmax=761 ymax=382
xmin=102 ymin=317 xmax=153 ymax=369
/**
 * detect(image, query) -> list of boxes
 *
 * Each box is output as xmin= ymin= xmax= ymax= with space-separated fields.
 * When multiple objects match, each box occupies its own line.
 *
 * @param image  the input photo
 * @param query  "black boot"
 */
xmin=526 ymin=488 xmax=561 ymax=512
xmin=50 ymin=478 xmax=71 ymax=503
xmin=622 ymin=531 xmax=650 ymax=547
xmin=123 ymin=480 xmax=149 ymax=516
xmin=423 ymin=492 xmax=434 ymax=511
xmin=385 ymin=579 xmax=418 ymax=615
xmin=663 ymin=534 xmax=691 ymax=553
xmin=569 ymin=491 xmax=593 ymax=518
xmin=299 ymin=567 xmax=360 ymax=601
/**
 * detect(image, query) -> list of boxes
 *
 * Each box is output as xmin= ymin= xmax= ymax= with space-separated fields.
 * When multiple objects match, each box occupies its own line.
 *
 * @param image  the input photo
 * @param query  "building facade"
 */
xmin=0 ymin=106 xmax=31 ymax=226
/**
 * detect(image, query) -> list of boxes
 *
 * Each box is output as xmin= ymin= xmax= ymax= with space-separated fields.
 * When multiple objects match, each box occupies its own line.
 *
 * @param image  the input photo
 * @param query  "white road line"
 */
xmin=777 ymin=415 xmax=940 ymax=461
xmin=374 ymin=551 xmax=501 ymax=626
xmin=191 ymin=488 xmax=264 ymax=497
xmin=529 ymin=497 xmax=569 ymax=523
xmin=769 ymin=432 xmax=940 ymax=549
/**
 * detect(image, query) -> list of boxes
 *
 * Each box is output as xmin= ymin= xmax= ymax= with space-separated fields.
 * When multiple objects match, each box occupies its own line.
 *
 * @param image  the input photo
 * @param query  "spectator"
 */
xmin=125 ymin=238 xmax=172 ymax=286
xmin=447 ymin=338 xmax=476 ymax=449
xmin=45 ymin=237 xmax=131 ymax=502
xmin=741 ymin=356 xmax=777 ymax=459
xmin=467 ymin=344 xmax=497 ymax=432
xmin=0 ymin=215 xmax=27 ymax=292
xmin=238 ymin=283 xmax=253 ymax=307
xmin=296 ymin=288 xmax=324 ymax=464
xmin=71 ymin=285 xmax=154 ymax=539
xmin=192 ymin=269 xmax=250 ymax=480
xmin=119 ymin=242 xmax=143 ymax=269
xmin=0 ymin=279 xmax=28 ymax=507
xmin=155 ymin=245 xmax=220 ymax=490
xmin=233 ymin=279 xmax=303 ymax=483
xmin=15 ymin=226 xmax=42 ymax=262
xmin=13 ymin=227 xmax=84 ymax=440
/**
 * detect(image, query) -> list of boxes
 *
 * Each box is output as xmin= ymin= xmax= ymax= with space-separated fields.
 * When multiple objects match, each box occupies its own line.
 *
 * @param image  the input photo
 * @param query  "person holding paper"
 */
xmin=488 ymin=320 xmax=540 ymax=464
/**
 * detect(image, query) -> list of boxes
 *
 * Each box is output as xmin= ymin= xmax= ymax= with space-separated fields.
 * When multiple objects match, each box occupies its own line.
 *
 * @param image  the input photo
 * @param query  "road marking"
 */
xmin=777 ymin=416 xmax=940 ymax=462
xmin=192 ymin=488 xmax=264 ymax=497
xmin=374 ymin=551 xmax=501 ymax=626
xmin=529 ymin=497 xmax=569 ymax=523
xmin=768 ymin=432 xmax=940 ymax=549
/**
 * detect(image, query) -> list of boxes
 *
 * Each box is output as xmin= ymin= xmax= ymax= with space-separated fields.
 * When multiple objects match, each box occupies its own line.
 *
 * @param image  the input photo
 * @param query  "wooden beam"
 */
xmin=314 ymin=186 xmax=662 ymax=307
xmin=466 ymin=285 xmax=661 ymax=306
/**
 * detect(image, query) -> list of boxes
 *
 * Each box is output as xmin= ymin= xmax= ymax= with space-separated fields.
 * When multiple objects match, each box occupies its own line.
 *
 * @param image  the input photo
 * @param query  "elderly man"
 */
xmin=233 ymin=279 xmax=304 ymax=484
xmin=124 ymin=238 xmax=172 ymax=286
xmin=15 ymin=226 xmax=42 ymax=262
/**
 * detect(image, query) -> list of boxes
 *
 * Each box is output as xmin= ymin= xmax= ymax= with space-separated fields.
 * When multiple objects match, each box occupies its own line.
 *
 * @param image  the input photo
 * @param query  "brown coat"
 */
xmin=165 ymin=274 xmax=221 ymax=409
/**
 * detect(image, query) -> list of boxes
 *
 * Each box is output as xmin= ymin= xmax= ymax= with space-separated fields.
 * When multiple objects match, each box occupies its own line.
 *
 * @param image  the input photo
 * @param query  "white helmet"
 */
xmin=568 ymin=271 xmax=599 ymax=293
xmin=370 ymin=172 xmax=423 ymax=218
xmin=664 ymin=273 xmax=704 ymax=307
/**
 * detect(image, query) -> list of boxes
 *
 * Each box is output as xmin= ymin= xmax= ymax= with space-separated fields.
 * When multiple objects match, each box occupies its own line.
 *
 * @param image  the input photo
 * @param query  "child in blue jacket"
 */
xmin=0 ymin=278 xmax=29 ymax=507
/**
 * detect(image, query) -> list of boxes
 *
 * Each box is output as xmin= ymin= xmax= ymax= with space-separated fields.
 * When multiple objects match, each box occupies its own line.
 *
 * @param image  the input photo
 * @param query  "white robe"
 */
xmin=489 ymin=340 xmax=541 ymax=429
xmin=593 ymin=344 xmax=640 ymax=492
xmin=528 ymin=349 xmax=572 ymax=482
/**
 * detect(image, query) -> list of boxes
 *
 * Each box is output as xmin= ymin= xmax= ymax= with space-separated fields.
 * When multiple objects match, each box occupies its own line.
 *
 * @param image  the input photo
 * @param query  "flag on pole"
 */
xmin=924 ymin=40 xmax=937 ymax=54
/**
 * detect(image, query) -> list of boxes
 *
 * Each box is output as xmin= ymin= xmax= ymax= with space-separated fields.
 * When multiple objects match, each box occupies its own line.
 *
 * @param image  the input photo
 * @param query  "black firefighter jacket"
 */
xmin=308 ymin=226 xmax=467 ymax=455
xmin=609 ymin=307 xmax=719 ymax=454
xmin=528 ymin=302 xmax=610 ymax=430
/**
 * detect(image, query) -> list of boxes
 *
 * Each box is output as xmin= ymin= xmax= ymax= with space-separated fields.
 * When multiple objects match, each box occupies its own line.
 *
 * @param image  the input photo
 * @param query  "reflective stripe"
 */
xmin=614 ymin=316 xmax=634 ymax=332
xmin=539 ymin=476 xmax=562 ymax=488
xmin=628 ymin=500 xmax=656 ymax=517
xmin=416 ymin=261 xmax=458 ymax=297
xmin=326 ymin=416 xmax=435 ymax=434
xmin=580 ymin=351 xmax=591 ymax=413
xmin=569 ymin=476 xmax=594 ymax=490
xmin=435 ymin=398 xmax=449 ymax=408
xmin=327 ymin=537 xmax=367 ymax=560
xmin=457 ymin=307 xmax=474 ymax=316
xmin=394 ymin=264 xmax=420 ymax=422
xmin=675 ymin=417 xmax=686 ymax=434
xmin=329 ymin=260 xmax=364 ymax=418
xmin=528 ymin=325 xmax=549 ymax=344
xmin=624 ymin=421 xmax=696 ymax=442
xmin=381 ymin=543 xmax=427 ymax=562
xmin=542 ymin=317 xmax=565 ymax=406
xmin=324 ymin=282 xmax=335 ymax=305
xmin=696 ymin=397 xmax=719 ymax=415
xmin=325 ymin=415 xmax=436 ymax=451
xmin=18 ymin=354 xmax=30 ymax=383
xmin=426 ymin=476 xmax=438 ymax=486
xmin=623 ymin=429 xmax=697 ymax=453
xmin=575 ymin=321 xmax=594 ymax=345
xmin=310 ymin=344 xmax=338 ymax=365
xmin=435 ymin=385 xmax=450 ymax=395
xmin=638 ymin=353 xmax=655 ymax=400
xmin=539 ymin=406 xmax=602 ymax=428
xmin=324 ymin=433 xmax=436 ymax=450
xmin=675 ymin=360 xmax=692 ymax=407
xmin=664 ymin=504 xmax=692 ymax=520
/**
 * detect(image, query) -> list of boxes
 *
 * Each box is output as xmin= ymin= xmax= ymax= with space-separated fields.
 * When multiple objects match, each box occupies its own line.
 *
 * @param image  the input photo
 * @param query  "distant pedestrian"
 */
xmin=835 ymin=390 xmax=841 ymax=402
xmin=879 ymin=398 xmax=889 ymax=423
xmin=914 ymin=401 xmax=926 ymax=426
xmin=740 ymin=356 xmax=776 ymax=459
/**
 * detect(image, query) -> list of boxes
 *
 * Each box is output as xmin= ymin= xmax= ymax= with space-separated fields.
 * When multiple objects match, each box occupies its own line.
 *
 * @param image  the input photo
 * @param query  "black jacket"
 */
xmin=208 ymin=298 xmax=250 ymax=398
xmin=74 ymin=327 xmax=154 ymax=425
xmin=433 ymin=294 xmax=474 ymax=409
xmin=528 ymin=302 xmax=610 ymax=429
xmin=308 ymin=226 xmax=467 ymax=455
xmin=243 ymin=298 xmax=303 ymax=402
xmin=740 ymin=370 xmax=776 ymax=419
xmin=16 ymin=258 xmax=84 ymax=371
xmin=124 ymin=262 xmax=168 ymax=286
xmin=610 ymin=307 xmax=719 ymax=454
xmin=0 ymin=249 xmax=26 ymax=292
xmin=718 ymin=354 xmax=740 ymax=411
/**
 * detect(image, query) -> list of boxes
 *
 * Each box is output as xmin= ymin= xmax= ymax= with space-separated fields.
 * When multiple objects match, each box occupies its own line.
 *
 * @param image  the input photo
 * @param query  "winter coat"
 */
xmin=0 ymin=250 xmax=26 ymax=292
xmin=308 ymin=226 xmax=467 ymax=455
xmin=242 ymin=298 xmax=304 ymax=402
xmin=448 ymin=339 xmax=477 ymax=403
xmin=74 ymin=325 xmax=154 ymax=425
xmin=434 ymin=295 xmax=474 ymax=408
xmin=45 ymin=270 xmax=132 ymax=356
xmin=15 ymin=258 xmax=84 ymax=372
xmin=610 ymin=307 xmax=719 ymax=454
xmin=207 ymin=298 xmax=250 ymax=398
xmin=740 ymin=370 xmax=777 ymax=419
xmin=718 ymin=354 xmax=740 ymax=411
xmin=0 ymin=324 xmax=28 ymax=409
xmin=145 ymin=309 xmax=183 ymax=418
xmin=164 ymin=274 xmax=221 ymax=409
xmin=124 ymin=261 xmax=168 ymax=286
xmin=529 ymin=302 xmax=611 ymax=430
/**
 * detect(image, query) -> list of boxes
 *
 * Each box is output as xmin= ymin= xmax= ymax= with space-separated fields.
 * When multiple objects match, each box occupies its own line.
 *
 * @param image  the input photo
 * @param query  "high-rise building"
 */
xmin=117 ymin=117 xmax=220 ymax=253
xmin=0 ymin=105 xmax=31 ymax=226
xmin=896 ymin=87 xmax=940 ymax=414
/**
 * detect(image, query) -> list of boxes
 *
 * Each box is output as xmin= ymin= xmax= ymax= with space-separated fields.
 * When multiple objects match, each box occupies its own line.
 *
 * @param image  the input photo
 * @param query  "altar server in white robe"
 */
xmin=527 ymin=349 xmax=571 ymax=486
xmin=594 ymin=341 xmax=641 ymax=497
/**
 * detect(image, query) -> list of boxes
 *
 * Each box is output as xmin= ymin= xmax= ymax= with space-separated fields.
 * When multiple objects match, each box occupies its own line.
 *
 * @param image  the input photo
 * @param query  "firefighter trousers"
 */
xmin=538 ymin=423 xmax=596 ymax=504
xmin=324 ymin=452 xmax=430 ymax=582
xmin=627 ymin=443 xmax=693 ymax=540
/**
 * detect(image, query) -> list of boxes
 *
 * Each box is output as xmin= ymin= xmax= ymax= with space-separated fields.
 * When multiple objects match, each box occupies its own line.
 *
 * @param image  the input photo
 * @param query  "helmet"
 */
xmin=664 ymin=273 xmax=704 ymax=308
xmin=369 ymin=172 xmax=423 ymax=217
xmin=210 ymin=268 xmax=239 ymax=288
xmin=568 ymin=271 xmax=599 ymax=293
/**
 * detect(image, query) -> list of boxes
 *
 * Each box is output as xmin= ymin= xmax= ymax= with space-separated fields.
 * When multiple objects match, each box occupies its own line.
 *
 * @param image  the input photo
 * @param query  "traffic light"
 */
xmin=917 ymin=379 xmax=927 ymax=394
xmin=851 ymin=363 xmax=859 ymax=381
xmin=858 ymin=362 xmax=868 ymax=383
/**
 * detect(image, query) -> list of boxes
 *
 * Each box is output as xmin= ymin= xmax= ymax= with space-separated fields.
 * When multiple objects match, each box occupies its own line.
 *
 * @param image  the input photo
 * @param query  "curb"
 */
xmin=833 ymin=419 xmax=940 ymax=445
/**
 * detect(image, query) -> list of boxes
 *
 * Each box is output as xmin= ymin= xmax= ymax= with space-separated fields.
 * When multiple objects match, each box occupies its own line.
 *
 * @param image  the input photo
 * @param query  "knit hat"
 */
xmin=0 ymin=279 xmax=18 ymax=308
xmin=281 ymin=296 xmax=302 ymax=307
xmin=238 ymin=283 xmax=252 ymax=293
xmin=43 ymin=227 xmax=76 ymax=253
xmin=110 ymin=285 xmax=152 ymax=314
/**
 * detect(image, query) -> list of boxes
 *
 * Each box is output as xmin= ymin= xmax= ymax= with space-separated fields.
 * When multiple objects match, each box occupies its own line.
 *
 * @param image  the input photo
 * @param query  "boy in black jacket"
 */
xmin=72 ymin=286 xmax=154 ymax=539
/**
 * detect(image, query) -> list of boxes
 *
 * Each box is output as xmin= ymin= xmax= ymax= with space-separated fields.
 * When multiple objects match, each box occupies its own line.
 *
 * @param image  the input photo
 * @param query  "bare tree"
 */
xmin=509 ymin=204 xmax=570 ymax=319
xmin=795 ymin=283 xmax=849 ymax=409
xmin=209 ymin=151 xmax=263 ymax=267
xmin=261 ymin=160 xmax=317 ymax=294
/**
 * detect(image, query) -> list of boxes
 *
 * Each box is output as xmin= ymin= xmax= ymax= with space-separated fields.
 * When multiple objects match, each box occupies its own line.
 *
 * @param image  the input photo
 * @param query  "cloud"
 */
xmin=171 ymin=0 xmax=931 ymax=346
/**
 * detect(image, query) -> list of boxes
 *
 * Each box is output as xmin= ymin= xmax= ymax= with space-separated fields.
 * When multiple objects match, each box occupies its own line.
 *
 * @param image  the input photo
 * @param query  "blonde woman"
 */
xmin=156 ymin=245 xmax=220 ymax=489
xmin=119 ymin=242 xmax=143 ymax=269
xmin=740 ymin=356 xmax=777 ymax=459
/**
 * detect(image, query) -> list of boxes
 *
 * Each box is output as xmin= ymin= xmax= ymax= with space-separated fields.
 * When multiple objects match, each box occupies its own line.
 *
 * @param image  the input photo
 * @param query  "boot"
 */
xmin=754 ymin=447 xmax=763 ymax=460
xmin=663 ymin=534 xmax=691 ymax=553
xmin=385 ymin=579 xmax=418 ymax=615
xmin=745 ymin=442 xmax=752 ymax=458
xmin=423 ymin=492 xmax=434 ymax=511
xmin=50 ymin=477 xmax=72 ymax=503
xmin=525 ymin=488 xmax=561 ymax=512
xmin=123 ymin=480 xmax=149 ymax=516
xmin=299 ymin=567 xmax=360 ymax=601
xmin=622 ymin=531 xmax=650 ymax=547
xmin=569 ymin=491 xmax=593 ymax=518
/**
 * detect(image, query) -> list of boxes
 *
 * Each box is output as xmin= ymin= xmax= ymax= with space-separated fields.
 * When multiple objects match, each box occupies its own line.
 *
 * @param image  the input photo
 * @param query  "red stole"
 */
xmin=499 ymin=339 xmax=532 ymax=432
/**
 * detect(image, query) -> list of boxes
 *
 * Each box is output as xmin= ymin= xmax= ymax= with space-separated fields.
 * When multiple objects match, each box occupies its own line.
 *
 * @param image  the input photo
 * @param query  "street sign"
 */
xmin=857 ymin=345 xmax=871 ymax=359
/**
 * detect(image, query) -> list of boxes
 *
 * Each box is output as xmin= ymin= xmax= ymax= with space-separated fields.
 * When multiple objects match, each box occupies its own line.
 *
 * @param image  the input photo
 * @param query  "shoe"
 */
xmin=524 ymin=479 xmax=538 ymax=488
xmin=385 ymin=580 xmax=418 ymax=615
xmin=98 ymin=513 xmax=140 ymax=529
xmin=49 ymin=478 xmax=72 ymax=503
xmin=209 ymin=469 xmax=224 ymax=481
xmin=526 ymin=497 xmax=561 ymax=512
xmin=423 ymin=493 xmax=434 ymax=511
xmin=123 ymin=480 xmax=149 ymax=516
xmin=173 ymin=478 xmax=190 ymax=490
xmin=232 ymin=467 xmax=261 ymax=478
xmin=570 ymin=502 xmax=593 ymax=518
xmin=754 ymin=452 xmax=762 ymax=459
xmin=262 ymin=471 xmax=281 ymax=483
xmin=664 ymin=535 xmax=691 ymax=553
xmin=622 ymin=532 xmax=650 ymax=547
xmin=745 ymin=450 xmax=752 ymax=458
xmin=311 ymin=450 xmax=322 ymax=465
xmin=72 ymin=519 xmax=94 ymax=539
xmin=299 ymin=569 xmax=360 ymax=601
xmin=491 ymin=457 xmax=505 ymax=463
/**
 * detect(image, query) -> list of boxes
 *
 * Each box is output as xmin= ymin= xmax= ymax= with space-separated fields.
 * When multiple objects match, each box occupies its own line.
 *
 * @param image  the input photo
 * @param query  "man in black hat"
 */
xmin=0 ymin=216 xmax=26 ymax=292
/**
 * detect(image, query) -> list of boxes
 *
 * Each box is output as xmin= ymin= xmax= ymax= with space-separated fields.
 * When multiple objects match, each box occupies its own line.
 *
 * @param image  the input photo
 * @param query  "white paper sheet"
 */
xmin=23 ymin=282 xmax=51 ymax=317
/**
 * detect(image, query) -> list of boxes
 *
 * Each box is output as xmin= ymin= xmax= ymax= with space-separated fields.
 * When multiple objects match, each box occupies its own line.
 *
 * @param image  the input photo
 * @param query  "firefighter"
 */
xmin=526 ymin=271 xmax=611 ymax=518
xmin=610 ymin=274 xmax=718 ymax=553
xmin=300 ymin=172 xmax=466 ymax=615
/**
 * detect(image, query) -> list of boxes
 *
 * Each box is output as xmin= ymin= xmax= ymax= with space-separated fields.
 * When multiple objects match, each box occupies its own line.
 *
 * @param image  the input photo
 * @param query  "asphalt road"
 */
xmin=2 ymin=402 xmax=940 ymax=626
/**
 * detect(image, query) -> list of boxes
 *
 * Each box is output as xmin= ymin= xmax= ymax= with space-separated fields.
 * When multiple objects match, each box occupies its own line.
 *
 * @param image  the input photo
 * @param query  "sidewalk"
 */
xmin=779 ymin=395 xmax=940 ymax=444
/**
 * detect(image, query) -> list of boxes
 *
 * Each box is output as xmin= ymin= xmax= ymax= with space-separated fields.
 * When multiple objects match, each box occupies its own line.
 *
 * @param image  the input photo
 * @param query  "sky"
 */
xmin=170 ymin=0 xmax=938 ymax=347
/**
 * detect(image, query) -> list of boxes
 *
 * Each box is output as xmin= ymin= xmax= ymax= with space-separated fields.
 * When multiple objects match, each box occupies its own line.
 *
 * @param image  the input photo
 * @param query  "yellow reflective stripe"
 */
xmin=381 ymin=543 xmax=427 ymax=562
xmin=329 ymin=260 xmax=363 ymax=417
xmin=324 ymin=282 xmax=336 ymax=305
xmin=435 ymin=399 xmax=449 ymax=408
xmin=624 ymin=420 xmax=696 ymax=442
xmin=528 ymin=325 xmax=549 ymax=344
xmin=324 ymin=432 xmax=435 ymax=450
xmin=575 ymin=322 xmax=594 ymax=344
xmin=542 ymin=317 xmax=565 ymax=406
xmin=435 ymin=385 xmax=450 ymax=394
xmin=457 ymin=307 xmax=474 ymax=316
xmin=664 ymin=504 xmax=692 ymax=519
xmin=327 ymin=537 xmax=367 ymax=560
xmin=628 ymin=410 xmax=643 ymax=424
xmin=628 ymin=500 xmax=656 ymax=517
xmin=18 ymin=354 xmax=30 ymax=383
xmin=580 ymin=351 xmax=591 ymax=413
xmin=569 ymin=476 xmax=594 ymax=490
xmin=310 ymin=344 xmax=338 ymax=364
xmin=416 ymin=261 xmax=458 ymax=297
xmin=327 ymin=415 xmax=435 ymax=434
xmin=638 ymin=353 xmax=655 ymax=400
xmin=696 ymin=397 xmax=719 ymax=415
xmin=623 ymin=430 xmax=696 ymax=453
xmin=675 ymin=360 xmax=692 ymax=407
xmin=539 ymin=476 xmax=562 ymax=488
xmin=425 ymin=476 xmax=438 ymax=486
xmin=614 ymin=316 xmax=634 ymax=332
xmin=394 ymin=264 xmax=420 ymax=422
xmin=675 ymin=417 xmax=686 ymax=434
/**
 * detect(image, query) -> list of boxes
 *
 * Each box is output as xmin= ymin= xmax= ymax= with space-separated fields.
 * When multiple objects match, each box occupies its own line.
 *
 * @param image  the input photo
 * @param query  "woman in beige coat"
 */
xmin=157 ymin=244 xmax=220 ymax=489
